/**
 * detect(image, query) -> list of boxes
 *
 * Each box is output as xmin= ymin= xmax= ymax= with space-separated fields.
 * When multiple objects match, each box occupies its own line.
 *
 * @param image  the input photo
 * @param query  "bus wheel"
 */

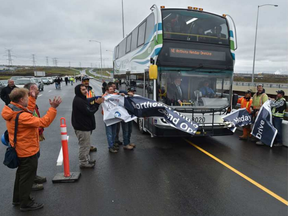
xmin=138 ymin=118 xmax=145 ymax=134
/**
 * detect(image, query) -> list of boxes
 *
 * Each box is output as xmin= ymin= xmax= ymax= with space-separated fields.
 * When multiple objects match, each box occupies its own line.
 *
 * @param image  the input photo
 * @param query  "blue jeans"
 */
xmin=273 ymin=117 xmax=283 ymax=144
xmin=121 ymin=121 xmax=132 ymax=146
xmin=105 ymin=124 xmax=117 ymax=149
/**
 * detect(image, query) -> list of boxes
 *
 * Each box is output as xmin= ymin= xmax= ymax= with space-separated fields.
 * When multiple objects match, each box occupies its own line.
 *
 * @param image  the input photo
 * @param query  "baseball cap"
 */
xmin=276 ymin=90 xmax=285 ymax=96
xmin=82 ymin=76 xmax=90 ymax=81
xmin=128 ymin=87 xmax=136 ymax=92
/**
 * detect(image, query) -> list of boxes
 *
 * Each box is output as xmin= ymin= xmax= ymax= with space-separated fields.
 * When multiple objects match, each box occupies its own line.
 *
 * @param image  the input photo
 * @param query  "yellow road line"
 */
xmin=184 ymin=139 xmax=288 ymax=206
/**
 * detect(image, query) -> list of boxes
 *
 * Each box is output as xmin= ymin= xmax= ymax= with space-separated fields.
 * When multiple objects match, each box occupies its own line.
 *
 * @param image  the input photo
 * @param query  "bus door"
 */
xmin=144 ymin=71 xmax=156 ymax=134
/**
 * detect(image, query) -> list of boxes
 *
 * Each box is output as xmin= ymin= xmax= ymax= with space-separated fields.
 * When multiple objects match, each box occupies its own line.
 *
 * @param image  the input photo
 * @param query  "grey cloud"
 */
xmin=0 ymin=0 xmax=287 ymax=72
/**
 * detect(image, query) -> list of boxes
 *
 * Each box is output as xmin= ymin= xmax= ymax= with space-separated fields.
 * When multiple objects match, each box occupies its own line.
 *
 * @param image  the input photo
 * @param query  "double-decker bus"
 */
xmin=113 ymin=5 xmax=237 ymax=137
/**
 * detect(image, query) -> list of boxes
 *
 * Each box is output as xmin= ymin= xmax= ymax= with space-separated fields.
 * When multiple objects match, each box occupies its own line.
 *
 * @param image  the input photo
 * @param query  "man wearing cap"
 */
xmin=82 ymin=76 xmax=97 ymax=152
xmin=270 ymin=90 xmax=286 ymax=147
xmin=237 ymin=90 xmax=253 ymax=140
xmin=251 ymin=84 xmax=268 ymax=115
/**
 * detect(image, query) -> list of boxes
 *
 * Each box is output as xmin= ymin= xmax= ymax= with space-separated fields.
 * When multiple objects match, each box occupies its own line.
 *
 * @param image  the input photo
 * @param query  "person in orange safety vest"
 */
xmin=237 ymin=90 xmax=253 ymax=140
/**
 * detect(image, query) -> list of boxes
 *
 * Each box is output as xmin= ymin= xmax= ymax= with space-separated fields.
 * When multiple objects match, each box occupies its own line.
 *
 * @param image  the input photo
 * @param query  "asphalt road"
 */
xmin=0 ymin=79 xmax=287 ymax=216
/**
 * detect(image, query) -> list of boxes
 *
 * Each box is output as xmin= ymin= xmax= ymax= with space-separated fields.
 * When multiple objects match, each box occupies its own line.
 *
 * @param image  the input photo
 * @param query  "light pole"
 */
xmin=89 ymin=39 xmax=103 ymax=79
xmin=252 ymin=4 xmax=278 ymax=88
xmin=121 ymin=0 xmax=125 ymax=38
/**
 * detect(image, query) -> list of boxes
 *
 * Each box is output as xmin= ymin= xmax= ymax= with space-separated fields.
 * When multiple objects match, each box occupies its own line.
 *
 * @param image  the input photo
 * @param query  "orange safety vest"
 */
xmin=86 ymin=90 xmax=93 ymax=98
xmin=237 ymin=97 xmax=252 ymax=113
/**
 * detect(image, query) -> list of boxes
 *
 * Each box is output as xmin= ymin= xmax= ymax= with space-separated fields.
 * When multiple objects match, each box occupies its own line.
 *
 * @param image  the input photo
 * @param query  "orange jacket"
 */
xmin=1 ymin=97 xmax=57 ymax=157
xmin=237 ymin=97 xmax=252 ymax=113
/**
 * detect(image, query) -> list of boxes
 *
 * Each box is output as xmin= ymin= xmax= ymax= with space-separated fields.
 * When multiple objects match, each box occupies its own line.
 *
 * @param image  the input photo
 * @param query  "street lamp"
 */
xmin=121 ymin=0 xmax=125 ymax=38
xmin=89 ymin=39 xmax=103 ymax=79
xmin=251 ymin=4 xmax=278 ymax=88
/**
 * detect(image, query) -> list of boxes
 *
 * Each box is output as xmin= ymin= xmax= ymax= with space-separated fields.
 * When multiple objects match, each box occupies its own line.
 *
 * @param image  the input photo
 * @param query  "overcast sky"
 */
xmin=0 ymin=0 xmax=287 ymax=74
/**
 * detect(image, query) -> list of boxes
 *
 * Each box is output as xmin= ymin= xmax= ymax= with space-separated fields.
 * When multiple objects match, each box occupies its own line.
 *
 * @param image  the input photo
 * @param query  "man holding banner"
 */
xmin=250 ymin=84 xmax=268 ymax=142
xmin=237 ymin=90 xmax=253 ymax=140
xmin=256 ymin=90 xmax=287 ymax=147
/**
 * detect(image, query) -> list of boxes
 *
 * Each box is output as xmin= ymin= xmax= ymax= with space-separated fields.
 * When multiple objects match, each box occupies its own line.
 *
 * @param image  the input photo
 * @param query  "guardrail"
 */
xmin=234 ymin=82 xmax=288 ymax=89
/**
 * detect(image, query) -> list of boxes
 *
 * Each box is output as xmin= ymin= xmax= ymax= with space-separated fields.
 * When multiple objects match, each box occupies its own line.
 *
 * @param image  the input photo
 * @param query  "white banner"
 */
xmin=102 ymin=94 xmax=136 ymax=126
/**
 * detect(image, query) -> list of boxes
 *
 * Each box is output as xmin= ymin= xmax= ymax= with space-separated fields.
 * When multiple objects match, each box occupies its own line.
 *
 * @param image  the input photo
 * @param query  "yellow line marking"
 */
xmin=184 ymin=139 xmax=288 ymax=206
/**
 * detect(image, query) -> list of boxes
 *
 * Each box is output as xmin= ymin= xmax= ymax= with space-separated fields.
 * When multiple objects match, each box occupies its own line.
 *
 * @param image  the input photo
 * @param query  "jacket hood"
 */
xmin=1 ymin=103 xmax=27 ymax=121
xmin=75 ymin=84 xmax=86 ymax=99
xmin=257 ymin=88 xmax=266 ymax=95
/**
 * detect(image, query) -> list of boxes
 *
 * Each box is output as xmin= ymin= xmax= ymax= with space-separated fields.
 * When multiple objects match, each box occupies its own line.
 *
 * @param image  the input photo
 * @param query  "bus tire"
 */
xmin=138 ymin=118 xmax=145 ymax=134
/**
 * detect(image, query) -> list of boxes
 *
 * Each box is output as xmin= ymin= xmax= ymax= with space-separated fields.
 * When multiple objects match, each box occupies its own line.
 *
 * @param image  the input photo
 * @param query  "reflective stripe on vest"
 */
xmin=272 ymin=98 xmax=286 ymax=118
xmin=86 ymin=91 xmax=92 ymax=98
xmin=241 ymin=98 xmax=251 ymax=111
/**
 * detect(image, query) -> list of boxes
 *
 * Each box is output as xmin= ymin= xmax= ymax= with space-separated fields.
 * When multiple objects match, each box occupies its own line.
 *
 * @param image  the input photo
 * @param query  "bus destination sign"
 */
xmin=170 ymin=48 xmax=226 ymax=61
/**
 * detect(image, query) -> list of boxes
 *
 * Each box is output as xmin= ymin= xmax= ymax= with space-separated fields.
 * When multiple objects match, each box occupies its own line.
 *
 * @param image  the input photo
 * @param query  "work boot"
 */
xmin=80 ymin=163 xmax=95 ymax=169
xmin=113 ymin=143 xmax=120 ymax=150
xmin=273 ymin=143 xmax=283 ymax=147
xmin=34 ymin=175 xmax=47 ymax=184
xmin=109 ymin=148 xmax=118 ymax=153
xmin=90 ymin=146 xmax=97 ymax=152
xmin=256 ymin=141 xmax=264 ymax=146
xmin=123 ymin=145 xmax=134 ymax=150
xmin=31 ymin=183 xmax=44 ymax=191
xmin=20 ymin=202 xmax=44 ymax=212
xmin=239 ymin=135 xmax=248 ymax=140
xmin=88 ymin=159 xmax=96 ymax=164
xmin=129 ymin=143 xmax=136 ymax=148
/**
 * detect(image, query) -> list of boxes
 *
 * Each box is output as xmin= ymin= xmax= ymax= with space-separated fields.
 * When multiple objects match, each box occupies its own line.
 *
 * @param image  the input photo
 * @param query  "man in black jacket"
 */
xmin=1 ymin=79 xmax=17 ymax=105
xmin=72 ymin=84 xmax=103 ymax=168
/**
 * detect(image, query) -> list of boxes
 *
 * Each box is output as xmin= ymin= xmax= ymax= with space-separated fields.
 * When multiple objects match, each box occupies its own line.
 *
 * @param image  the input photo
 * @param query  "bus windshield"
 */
xmin=157 ymin=71 xmax=232 ymax=109
xmin=162 ymin=10 xmax=229 ymax=45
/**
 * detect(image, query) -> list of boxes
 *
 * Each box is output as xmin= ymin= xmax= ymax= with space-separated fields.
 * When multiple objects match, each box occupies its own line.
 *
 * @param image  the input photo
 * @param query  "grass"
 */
xmin=0 ymin=76 xmax=12 ymax=80
xmin=0 ymin=67 xmax=80 ymax=80
xmin=234 ymin=74 xmax=288 ymax=84
xmin=92 ymin=68 xmax=112 ymax=77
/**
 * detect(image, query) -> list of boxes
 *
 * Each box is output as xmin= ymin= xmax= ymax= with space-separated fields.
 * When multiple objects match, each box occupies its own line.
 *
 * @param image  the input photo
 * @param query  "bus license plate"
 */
xmin=192 ymin=117 xmax=206 ymax=123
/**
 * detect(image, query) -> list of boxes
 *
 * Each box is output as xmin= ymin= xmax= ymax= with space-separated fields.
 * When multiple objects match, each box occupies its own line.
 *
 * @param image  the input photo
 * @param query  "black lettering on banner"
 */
xmin=125 ymin=96 xmax=199 ymax=135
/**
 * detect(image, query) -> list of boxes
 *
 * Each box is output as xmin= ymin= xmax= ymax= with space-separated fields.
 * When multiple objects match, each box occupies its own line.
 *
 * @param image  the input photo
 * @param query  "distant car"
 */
xmin=15 ymin=78 xmax=36 ymax=88
xmin=10 ymin=76 xmax=24 ymax=81
xmin=40 ymin=77 xmax=50 ymax=85
xmin=0 ymin=81 xmax=7 ymax=94
xmin=46 ymin=77 xmax=54 ymax=84
xmin=0 ymin=80 xmax=8 ymax=86
xmin=34 ymin=78 xmax=44 ymax=91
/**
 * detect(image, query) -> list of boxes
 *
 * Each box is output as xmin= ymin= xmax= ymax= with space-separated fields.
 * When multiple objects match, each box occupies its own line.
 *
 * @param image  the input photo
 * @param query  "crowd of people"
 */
xmin=237 ymin=84 xmax=286 ymax=147
xmin=0 ymin=76 xmax=286 ymax=212
xmin=0 ymin=75 xmax=137 ymax=211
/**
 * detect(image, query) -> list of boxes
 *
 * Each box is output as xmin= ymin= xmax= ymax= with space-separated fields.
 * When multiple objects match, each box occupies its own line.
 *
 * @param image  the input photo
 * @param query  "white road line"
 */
xmin=56 ymin=136 xmax=69 ymax=166
xmin=38 ymin=94 xmax=42 ymax=97
xmin=48 ymin=90 xmax=52 ymax=93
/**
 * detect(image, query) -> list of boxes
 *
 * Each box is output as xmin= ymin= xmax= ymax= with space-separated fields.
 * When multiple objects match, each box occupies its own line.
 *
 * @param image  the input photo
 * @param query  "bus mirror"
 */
xmin=149 ymin=65 xmax=158 ymax=80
